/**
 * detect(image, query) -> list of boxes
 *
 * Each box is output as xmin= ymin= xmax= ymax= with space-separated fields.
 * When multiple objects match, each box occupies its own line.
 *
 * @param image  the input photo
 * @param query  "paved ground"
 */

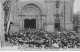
xmin=0 ymin=46 xmax=80 ymax=51
xmin=0 ymin=42 xmax=80 ymax=51
xmin=0 ymin=46 xmax=21 ymax=51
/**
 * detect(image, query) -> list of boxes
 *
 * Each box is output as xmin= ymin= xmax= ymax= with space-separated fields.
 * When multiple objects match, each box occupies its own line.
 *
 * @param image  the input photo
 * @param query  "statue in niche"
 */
xmin=54 ymin=10 xmax=60 ymax=18
xmin=3 ymin=1 xmax=10 ymax=34
xmin=3 ymin=1 xmax=10 ymax=17
xmin=55 ymin=1 xmax=60 ymax=8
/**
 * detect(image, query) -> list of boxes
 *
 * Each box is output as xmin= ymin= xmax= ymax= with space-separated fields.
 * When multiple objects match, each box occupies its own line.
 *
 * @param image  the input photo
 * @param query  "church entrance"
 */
xmin=55 ymin=19 xmax=60 ymax=31
xmin=24 ymin=19 xmax=36 ymax=29
xmin=20 ymin=4 xmax=43 ymax=30
xmin=55 ymin=23 xmax=60 ymax=29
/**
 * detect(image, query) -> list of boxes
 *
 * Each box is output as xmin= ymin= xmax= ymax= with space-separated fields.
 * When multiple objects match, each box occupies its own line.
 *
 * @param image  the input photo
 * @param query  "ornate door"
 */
xmin=20 ymin=4 xmax=42 ymax=29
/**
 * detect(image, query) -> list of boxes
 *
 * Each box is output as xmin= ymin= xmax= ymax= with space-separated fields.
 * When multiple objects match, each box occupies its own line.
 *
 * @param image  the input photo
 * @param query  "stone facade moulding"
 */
xmin=18 ymin=1 xmax=46 ymax=16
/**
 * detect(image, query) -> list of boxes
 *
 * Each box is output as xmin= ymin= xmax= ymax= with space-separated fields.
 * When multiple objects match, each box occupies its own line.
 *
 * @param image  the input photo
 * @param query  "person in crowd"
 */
xmin=7 ymin=28 xmax=80 ymax=49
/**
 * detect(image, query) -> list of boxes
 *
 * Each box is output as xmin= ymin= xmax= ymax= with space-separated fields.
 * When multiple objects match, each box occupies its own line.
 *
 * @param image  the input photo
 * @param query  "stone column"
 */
xmin=0 ymin=0 xmax=5 ymax=47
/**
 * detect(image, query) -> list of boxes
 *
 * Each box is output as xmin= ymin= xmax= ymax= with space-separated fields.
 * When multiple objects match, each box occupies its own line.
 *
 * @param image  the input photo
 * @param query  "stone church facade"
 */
xmin=0 ymin=0 xmax=75 ymax=46
xmin=3 ymin=0 xmax=75 ymax=33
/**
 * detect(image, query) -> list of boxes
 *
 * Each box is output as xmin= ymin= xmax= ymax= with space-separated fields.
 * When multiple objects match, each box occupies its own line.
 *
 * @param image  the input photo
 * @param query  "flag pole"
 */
xmin=7 ymin=20 xmax=10 ymax=34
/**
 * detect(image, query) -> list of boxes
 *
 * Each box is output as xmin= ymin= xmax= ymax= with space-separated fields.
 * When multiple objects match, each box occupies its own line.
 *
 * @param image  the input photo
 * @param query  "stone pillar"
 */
xmin=0 ymin=0 xmax=5 ymax=47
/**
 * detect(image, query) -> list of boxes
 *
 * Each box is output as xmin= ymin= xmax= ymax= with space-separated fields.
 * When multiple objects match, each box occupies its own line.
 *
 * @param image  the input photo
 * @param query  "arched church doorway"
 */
xmin=19 ymin=4 xmax=43 ymax=29
xmin=24 ymin=19 xmax=36 ymax=29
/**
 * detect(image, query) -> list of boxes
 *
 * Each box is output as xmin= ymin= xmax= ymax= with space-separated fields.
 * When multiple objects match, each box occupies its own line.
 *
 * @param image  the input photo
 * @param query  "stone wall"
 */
xmin=0 ymin=0 xmax=5 ymax=47
xmin=9 ymin=0 xmax=75 ymax=32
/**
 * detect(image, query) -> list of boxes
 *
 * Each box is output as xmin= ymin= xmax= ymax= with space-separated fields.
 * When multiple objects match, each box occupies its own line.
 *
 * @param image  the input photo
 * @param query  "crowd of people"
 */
xmin=5 ymin=28 xmax=80 ymax=49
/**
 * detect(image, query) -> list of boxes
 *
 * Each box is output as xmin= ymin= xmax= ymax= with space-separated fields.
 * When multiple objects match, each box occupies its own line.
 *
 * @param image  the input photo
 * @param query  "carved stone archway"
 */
xmin=19 ymin=4 xmax=43 ymax=29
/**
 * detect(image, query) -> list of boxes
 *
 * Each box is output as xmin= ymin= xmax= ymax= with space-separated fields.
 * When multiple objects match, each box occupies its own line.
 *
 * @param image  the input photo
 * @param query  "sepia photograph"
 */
xmin=0 ymin=0 xmax=80 ymax=51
